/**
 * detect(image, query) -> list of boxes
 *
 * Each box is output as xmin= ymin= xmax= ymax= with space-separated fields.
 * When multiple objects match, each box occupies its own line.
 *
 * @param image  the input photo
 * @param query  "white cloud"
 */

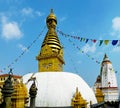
xmin=112 ymin=17 xmax=120 ymax=31
xmin=21 ymin=7 xmax=44 ymax=17
xmin=18 ymin=44 xmax=28 ymax=51
xmin=81 ymin=44 xmax=96 ymax=53
xmin=21 ymin=7 xmax=33 ymax=16
xmin=112 ymin=47 xmax=120 ymax=52
xmin=35 ymin=11 xmax=45 ymax=17
xmin=94 ymin=52 xmax=104 ymax=58
xmin=60 ymin=17 xmax=67 ymax=22
xmin=111 ymin=17 xmax=120 ymax=38
xmin=1 ymin=16 xmax=23 ymax=40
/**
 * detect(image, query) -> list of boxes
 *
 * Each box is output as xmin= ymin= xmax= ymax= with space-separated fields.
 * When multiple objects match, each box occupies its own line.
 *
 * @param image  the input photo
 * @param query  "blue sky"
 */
xmin=0 ymin=0 xmax=120 ymax=87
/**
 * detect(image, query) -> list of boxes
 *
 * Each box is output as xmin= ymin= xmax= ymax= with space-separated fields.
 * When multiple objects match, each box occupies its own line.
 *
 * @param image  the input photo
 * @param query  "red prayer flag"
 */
xmin=92 ymin=40 xmax=97 ymax=43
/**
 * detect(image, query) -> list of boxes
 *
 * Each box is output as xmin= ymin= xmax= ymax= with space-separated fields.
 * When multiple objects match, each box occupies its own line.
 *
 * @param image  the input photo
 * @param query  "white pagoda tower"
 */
xmin=94 ymin=54 xmax=119 ymax=102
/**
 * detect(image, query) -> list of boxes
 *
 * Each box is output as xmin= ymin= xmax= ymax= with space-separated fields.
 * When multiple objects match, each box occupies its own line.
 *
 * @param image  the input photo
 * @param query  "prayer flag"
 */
xmin=85 ymin=39 xmax=89 ymax=43
xmin=99 ymin=40 xmax=103 ymax=46
xmin=112 ymin=40 xmax=118 ymax=46
xmin=104 ymin=40 xmax=109 ymax=45
xmin=92 ymin=40 xmax=97 ymax=43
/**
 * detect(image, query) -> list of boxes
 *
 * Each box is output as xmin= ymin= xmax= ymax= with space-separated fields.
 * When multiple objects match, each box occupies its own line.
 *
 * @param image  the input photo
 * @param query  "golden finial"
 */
xmin=50 ymin=9 xmax=54 ymax=13
xmin=46 ymin=9 xmax=57 ymax=24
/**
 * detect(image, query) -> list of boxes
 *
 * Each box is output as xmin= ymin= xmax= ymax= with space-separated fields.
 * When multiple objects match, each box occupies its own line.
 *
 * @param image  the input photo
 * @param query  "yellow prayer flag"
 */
xmin=104 ymin=40 xmax=109 ymax=45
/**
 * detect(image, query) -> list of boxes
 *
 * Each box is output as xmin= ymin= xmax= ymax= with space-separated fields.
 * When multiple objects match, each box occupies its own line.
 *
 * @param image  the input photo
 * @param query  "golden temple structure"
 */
xmin=0 ymin=73 xmax=28 ymax=107
xmin=0 ymin=9 xmax=119 ymax=108
xmin=36 ymin=9 xmax=64 ymax=72
xmin=71 ymin=87 xmax=88 ymax=108
xmin=0 ymin=69 xmax=28 ymax=108
xmin=95 ymin=88 xmax=104 ymax=103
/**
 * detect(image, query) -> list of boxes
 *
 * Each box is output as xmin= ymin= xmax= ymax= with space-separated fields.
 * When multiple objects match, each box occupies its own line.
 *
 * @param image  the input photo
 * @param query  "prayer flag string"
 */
xmin=57 ymin=29 xmax=120 ymax=46
xmin=0 ymin=26 xmax=46 ymax=73
xmin=57 ymin=29 xmax=101 ymax=65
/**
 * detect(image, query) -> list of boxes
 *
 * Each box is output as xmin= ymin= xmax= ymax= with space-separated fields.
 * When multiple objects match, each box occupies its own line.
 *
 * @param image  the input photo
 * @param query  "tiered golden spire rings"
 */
xmin=46 ymin=9 xmax=57 ymax=24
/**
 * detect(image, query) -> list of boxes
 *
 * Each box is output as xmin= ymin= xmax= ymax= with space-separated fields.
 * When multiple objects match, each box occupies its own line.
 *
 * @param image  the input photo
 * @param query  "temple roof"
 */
xmin=102 ymin=54 xmax=111 ymax=64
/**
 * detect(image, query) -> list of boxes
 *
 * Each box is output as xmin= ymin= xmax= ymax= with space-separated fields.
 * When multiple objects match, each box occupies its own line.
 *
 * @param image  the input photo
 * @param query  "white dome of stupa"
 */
xmin=23 ymin=72 xmax=97 ymax=107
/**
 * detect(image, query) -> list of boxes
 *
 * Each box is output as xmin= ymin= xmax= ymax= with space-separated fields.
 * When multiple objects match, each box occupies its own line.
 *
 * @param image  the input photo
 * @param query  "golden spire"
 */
xmin=42 ymin=9 xmax=61 ymax=53
xmin=95 ymin=88 xmax=104 ymax=103
xmin=71 ymin=87 xmax=88 ymax=108
xmin=36 ymin=9 xmax=64 ymax=72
